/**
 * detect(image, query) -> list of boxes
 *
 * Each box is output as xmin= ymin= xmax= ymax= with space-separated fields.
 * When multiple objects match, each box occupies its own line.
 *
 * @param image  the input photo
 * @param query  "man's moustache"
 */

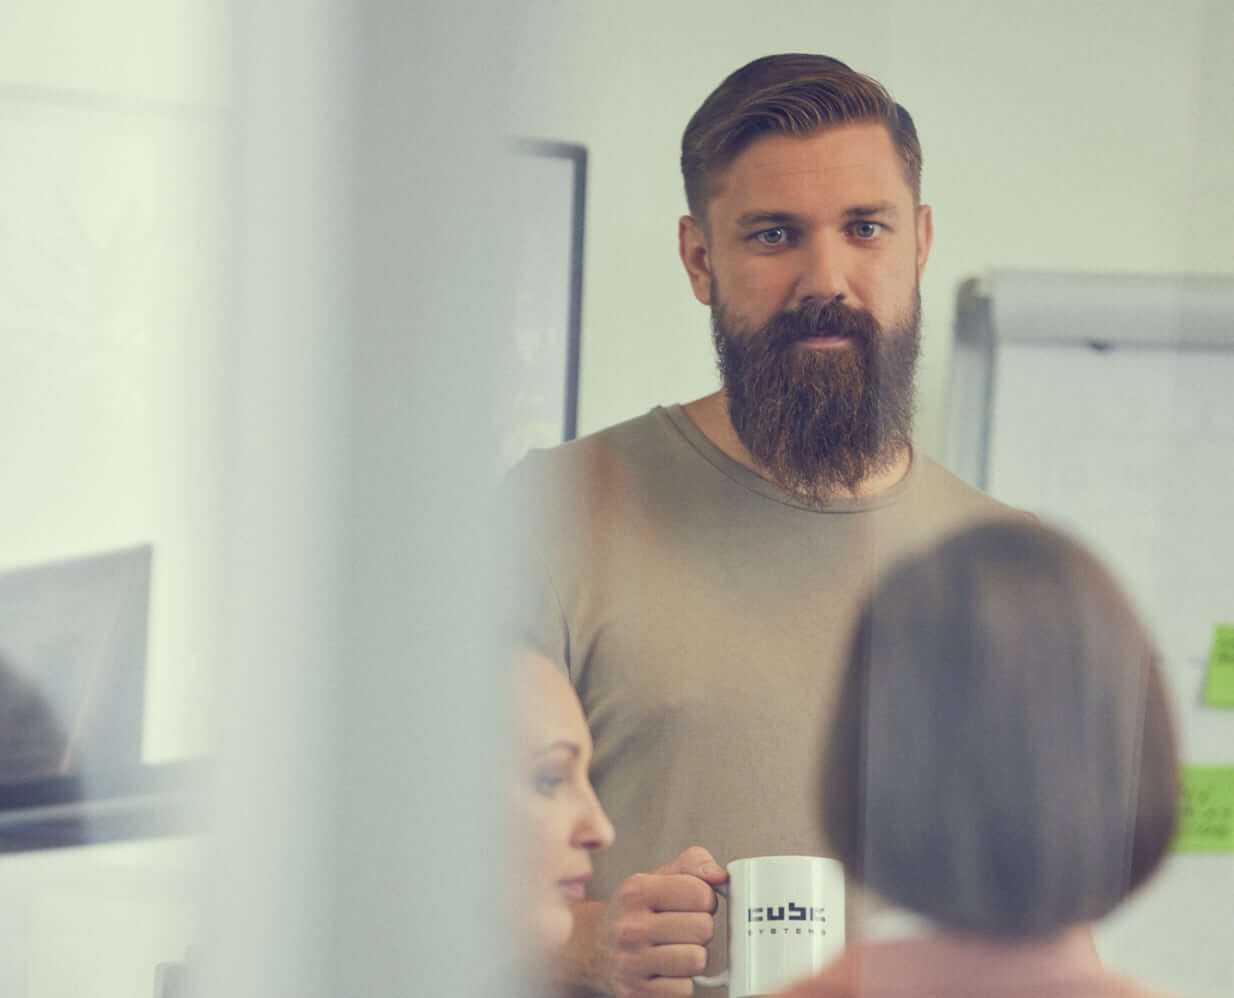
xmin=770 ymin=304 xmax=877 ymax=344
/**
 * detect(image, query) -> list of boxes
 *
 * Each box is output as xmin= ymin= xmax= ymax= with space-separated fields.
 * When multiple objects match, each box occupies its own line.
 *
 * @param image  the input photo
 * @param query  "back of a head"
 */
xmin=822 ymin=520 xmax=1179 ymax=939
xmin=0 ymin=657 xmax=69 ymax=784
xmin=680 ymin=53 xmax=923 ymax=222
xmin=0 ymin=656 xmax=87 ymax=851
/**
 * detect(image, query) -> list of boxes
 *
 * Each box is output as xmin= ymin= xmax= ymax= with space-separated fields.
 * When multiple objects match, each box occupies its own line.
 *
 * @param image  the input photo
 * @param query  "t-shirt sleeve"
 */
xmin=500 ymin=452 xmax=571 ymax=676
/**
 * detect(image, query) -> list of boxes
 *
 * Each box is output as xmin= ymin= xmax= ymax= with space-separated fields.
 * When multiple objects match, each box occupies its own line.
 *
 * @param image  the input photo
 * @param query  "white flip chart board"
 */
xmin=944 ymin=271 xmax=1234 ymax=997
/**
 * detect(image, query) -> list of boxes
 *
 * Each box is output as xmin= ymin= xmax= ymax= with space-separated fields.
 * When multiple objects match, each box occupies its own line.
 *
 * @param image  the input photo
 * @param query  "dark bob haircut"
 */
xmin=822 ymin=520 xmax=1179 ymax=939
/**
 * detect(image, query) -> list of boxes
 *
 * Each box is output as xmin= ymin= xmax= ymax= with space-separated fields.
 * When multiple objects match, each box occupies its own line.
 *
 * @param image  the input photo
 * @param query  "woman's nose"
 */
xmin=575 ymin=788 xmax=615 ymax=851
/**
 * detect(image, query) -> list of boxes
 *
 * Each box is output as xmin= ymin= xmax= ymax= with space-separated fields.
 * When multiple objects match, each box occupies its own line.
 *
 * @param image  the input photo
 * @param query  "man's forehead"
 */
xmin=706 ymin=122 xmax=910 ymax=218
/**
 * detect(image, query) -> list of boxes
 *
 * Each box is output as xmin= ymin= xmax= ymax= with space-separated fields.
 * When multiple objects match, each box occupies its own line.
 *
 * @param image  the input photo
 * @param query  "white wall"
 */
xmin=509 ymin=0 xmax=1234 ymax=456
xmin=0 ymin=1 xmax=223 ymax=992
xmin=0 ymin=0 xmax=227 ymax=763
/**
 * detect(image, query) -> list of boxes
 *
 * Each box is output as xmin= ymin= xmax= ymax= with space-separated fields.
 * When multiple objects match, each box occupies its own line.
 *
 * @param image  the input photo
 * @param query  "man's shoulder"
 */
xmin=500 ymin=407 xmax=686 ymax=598
xmin=910 ymin=454 xmax=1026 ymax=521
xmin=505 ymin=406 xmax=682 ymax=497
xmin=889 ymin=454 xmax=1033 ymax=554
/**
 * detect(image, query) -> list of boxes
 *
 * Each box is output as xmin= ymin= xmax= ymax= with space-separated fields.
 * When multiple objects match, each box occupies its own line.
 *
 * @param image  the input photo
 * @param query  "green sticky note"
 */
xmin=1172 ymin=766 xmax=1234 ymax=853
xmin=1203 ymin=623 xmax=1234 ymax=708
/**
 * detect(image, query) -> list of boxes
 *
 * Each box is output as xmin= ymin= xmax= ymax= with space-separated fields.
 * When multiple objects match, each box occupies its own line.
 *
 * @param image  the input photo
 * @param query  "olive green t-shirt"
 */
xmin=506 ymin=405 xmax=1016 ymax=989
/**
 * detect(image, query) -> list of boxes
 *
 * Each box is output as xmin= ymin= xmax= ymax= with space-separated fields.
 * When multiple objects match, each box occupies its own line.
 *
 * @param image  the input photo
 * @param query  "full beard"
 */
xmin=711 ymin=290 xmax=921 ymax=503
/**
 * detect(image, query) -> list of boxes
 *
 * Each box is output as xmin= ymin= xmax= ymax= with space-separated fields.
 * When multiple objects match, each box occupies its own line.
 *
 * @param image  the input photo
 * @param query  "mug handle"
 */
xmin=692 ymin=881 xmax=730 ymax=990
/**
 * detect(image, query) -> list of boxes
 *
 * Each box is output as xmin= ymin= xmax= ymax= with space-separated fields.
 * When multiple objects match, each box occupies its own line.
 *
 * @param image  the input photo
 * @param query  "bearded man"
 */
xmin=506 ymin=54 xmax=1016 ymax=998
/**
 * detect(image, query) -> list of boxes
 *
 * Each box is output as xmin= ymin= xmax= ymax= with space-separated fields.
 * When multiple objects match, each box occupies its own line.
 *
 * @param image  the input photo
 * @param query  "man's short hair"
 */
xmin=821 ymin=520 xmax=1179 ymax=939
xmin=680 ymin=53 xmax=923 ymax=222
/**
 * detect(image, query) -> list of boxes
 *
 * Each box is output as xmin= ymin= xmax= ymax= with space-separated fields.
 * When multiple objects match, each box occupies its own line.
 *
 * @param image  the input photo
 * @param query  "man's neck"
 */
xmin=680 ymin=391 xmax=912 ymax=500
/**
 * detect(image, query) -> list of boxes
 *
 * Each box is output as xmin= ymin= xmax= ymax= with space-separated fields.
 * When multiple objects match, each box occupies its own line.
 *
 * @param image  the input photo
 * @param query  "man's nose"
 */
xmin=794 ymin=235 xmax=848 ymax=306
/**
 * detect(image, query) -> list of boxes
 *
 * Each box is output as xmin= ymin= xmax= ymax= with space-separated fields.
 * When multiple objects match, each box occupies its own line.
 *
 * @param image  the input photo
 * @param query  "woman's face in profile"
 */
xmin=512 ymin=651 xmax=615 ymax=952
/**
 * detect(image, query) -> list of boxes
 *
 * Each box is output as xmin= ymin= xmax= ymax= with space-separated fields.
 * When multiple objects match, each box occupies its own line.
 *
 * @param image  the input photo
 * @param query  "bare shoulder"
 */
xmin=773 ymin=965 xmax=853 ymax=998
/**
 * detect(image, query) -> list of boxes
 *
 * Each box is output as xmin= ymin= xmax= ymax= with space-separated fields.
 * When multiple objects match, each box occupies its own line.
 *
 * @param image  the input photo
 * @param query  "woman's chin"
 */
xmin=535 ymin=902 xmax=575 ymax=953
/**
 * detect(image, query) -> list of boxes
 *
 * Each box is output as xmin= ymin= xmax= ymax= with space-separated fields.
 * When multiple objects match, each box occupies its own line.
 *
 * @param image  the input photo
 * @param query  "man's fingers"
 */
xmin=649 ymin=943 xmax=710 ymax=979
xmin=615 ymin=942 xmax=706 ymax=981
xmin=654 ymin=845 xmax=727 ymax=884
xmin=613 ymin=941 xmax=709 ymax=997
xmin=616 ymin=909 xmax=714 ymax=948
xmin=607 ymin=856 xmax=724 ymax=998
xmin=646 ymin=911 xmax=714 ymax=946
xmin=615 ymin=872 xmax=716 ymax=914
xmin=613 ymin=906 xmax=714 ymax=949
xmin=651 ymin=873 xmax=718 ymax=913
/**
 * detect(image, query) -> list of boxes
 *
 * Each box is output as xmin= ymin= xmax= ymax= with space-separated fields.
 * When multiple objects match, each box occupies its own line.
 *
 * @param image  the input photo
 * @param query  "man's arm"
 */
xmin=550 ymin=847 xmax=729 ymax=998
xmin=551 ymin=901 xmax=616 ymax=996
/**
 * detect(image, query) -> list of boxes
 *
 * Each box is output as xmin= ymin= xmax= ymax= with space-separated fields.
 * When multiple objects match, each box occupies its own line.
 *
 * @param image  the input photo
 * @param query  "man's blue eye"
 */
xmin=757 ymin=228 xmax=788 ymax=245
xmin=852 ymin=221 xmax=880 ymax=238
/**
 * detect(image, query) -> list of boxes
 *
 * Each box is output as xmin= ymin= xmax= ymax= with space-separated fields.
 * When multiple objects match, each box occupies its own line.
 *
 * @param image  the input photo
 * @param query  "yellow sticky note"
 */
xmin=1203 ymin=624 xmax=1234 ymax=708
xmin=1172 ymin=766 xmax=1234 ymax=853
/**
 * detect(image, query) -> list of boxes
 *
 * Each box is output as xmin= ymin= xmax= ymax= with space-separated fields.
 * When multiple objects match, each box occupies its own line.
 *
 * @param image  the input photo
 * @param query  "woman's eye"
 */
xmin=534 ymin=771 xmax=566 ymax=796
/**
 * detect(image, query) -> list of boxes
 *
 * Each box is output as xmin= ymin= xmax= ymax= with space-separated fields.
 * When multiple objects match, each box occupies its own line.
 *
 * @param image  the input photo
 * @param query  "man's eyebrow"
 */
xmin=734 ymin=210 xmax=802 ymax=229
xmin=844 ymin=201 xmax=899 ymax=219
xmin=734 ymin=204 xmax=900 ymax=228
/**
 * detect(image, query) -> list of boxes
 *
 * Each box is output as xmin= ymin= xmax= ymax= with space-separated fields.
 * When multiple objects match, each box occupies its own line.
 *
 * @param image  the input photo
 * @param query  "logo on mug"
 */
xmin=746 ymin=902 xmax=829 ymax=936
xmin=747 ymin=903 xmax=827 ymax=923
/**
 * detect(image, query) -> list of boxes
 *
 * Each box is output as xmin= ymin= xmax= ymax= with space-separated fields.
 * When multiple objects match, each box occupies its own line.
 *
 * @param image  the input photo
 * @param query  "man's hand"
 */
xmin=561 ymin=845 xmax=728 ymax=997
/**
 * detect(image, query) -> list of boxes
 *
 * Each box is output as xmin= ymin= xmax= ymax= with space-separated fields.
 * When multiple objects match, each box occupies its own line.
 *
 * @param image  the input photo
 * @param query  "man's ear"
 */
xmin=679 ymin=215 xmax=714 ymax=305
xmin=915 ymin=203 xmax=934 ymax=280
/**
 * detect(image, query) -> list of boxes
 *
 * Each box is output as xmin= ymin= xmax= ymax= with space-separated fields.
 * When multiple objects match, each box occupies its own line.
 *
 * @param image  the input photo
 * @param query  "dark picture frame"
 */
xmin=499 ymin=140 xmax=587 ymax=468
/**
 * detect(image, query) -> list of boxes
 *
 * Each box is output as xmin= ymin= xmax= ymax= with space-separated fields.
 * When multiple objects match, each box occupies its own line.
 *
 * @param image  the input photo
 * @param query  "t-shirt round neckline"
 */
xmin=658 ymin=403 xmax=917 ymax=513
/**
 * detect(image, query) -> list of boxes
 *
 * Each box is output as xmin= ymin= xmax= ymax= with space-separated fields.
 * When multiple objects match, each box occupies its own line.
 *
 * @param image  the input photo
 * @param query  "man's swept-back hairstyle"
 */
xmin=822 ymin=520 xmax=1179 ymax=939
xmin=681 ymin=53 xmax=923 ymax=221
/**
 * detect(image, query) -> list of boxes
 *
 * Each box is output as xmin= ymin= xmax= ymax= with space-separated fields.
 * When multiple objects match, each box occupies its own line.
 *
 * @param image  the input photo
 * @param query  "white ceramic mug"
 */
xmin=694 ymin=855 xmax=845 ymax=997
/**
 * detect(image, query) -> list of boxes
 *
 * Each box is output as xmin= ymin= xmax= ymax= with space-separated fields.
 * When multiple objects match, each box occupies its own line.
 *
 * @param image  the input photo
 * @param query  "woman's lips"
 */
xmin=557 ymin=875 xmax=591 ymax=901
